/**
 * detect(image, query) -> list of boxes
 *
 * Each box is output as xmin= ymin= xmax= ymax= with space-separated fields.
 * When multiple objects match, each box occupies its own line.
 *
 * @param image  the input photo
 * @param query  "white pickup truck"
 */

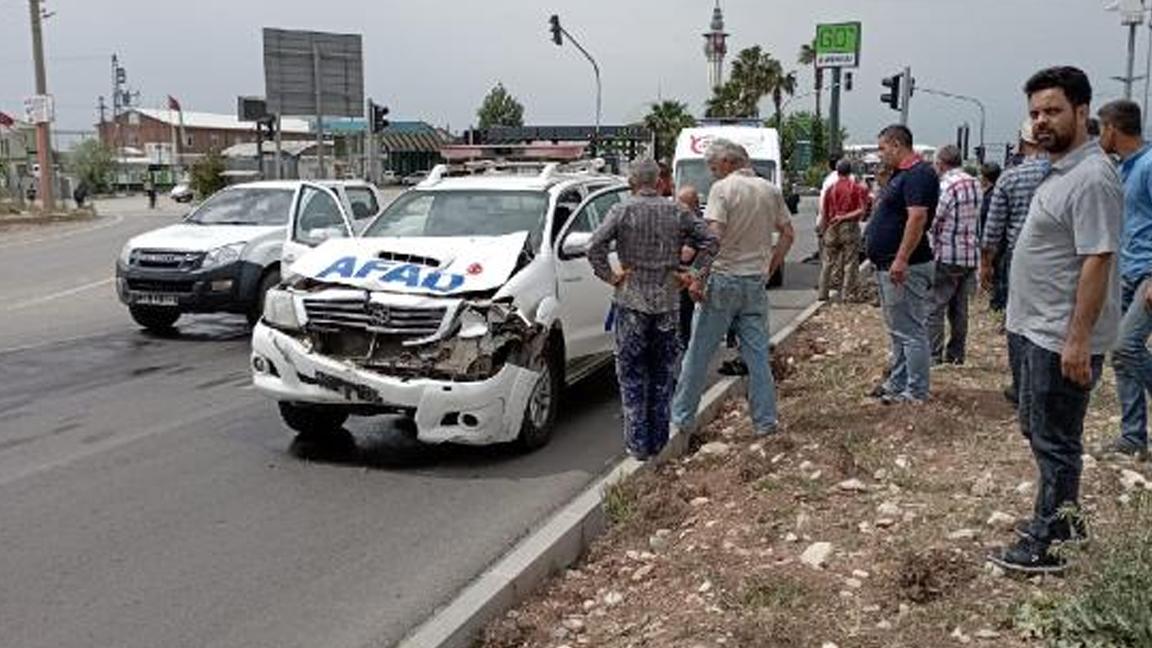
xmin=251 ymin=163 xmax=628 ymax=450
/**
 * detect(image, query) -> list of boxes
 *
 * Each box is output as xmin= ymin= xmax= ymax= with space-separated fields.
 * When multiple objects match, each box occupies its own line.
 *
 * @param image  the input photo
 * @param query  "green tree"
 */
xmin=66 ymin=139 xmax=116 ymax=193
xmin=704 ymin=81 xmax=745 ymax=118
xmin=770 ymin=111 xmax=847 ymax=178
xmin=728 ymin=46 xmax=776 ymax=117
xmin=769 ymin=68 xmax=798 ymax=132
xmin=643 ymin=100 xmax=697 ymax=161
xmin=189 ymin=149 xmax=226 ymax=199
xmin=797 ymin=40 xmax=823 ymax=125
xmin=476 ymin=82 xmax=525 ymax=129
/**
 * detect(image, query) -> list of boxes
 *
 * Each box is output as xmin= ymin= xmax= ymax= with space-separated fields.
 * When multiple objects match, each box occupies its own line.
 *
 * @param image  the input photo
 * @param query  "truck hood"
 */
xmin=289 ymin=232 xmax=530 ymax=296
xmin=128 ymin=223 xmax=282 ymax=252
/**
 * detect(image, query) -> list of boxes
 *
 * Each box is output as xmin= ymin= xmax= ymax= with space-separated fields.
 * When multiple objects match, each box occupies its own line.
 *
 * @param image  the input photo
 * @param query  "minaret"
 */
xmin=703 ymin=1 xmax=729 ymax=91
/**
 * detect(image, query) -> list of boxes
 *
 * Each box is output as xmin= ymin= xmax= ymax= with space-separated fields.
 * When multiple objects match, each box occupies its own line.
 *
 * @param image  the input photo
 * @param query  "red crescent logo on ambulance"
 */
xmin=467 ymin=263 xmax=484 ymax=275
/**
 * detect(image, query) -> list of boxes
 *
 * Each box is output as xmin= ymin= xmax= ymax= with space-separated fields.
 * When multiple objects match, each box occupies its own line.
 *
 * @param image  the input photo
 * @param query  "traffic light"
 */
xmin=881 ymin=73 xmax=902 ymax=111
xmin=974 ymin=145 xmax=986 ymax=163
xmin=370 ymin=101 xmax=390 ymax=134
xmin=549 ymin=15 xmax=563 ymax=46
xmin=843 ymin=72 xmax=853 ymax=92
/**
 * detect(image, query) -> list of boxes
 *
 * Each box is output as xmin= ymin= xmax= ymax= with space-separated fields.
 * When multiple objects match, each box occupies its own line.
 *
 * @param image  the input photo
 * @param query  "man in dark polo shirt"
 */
xmin=865 ymin=124 xmax=939 ymax=404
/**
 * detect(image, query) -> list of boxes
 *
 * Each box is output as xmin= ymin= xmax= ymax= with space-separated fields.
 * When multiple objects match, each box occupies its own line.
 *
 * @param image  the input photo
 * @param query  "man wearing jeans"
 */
xmin=865 ymin=125 xmax=939 ymax=405
xmin=929 ymin=145 xmax=982 ymax=365
xmin=589 ymin=160 xmax=718 ymax=461
xmin=672 ymin=139 xmax=795 ymax=437
xmin=1096 ymin=100 xmax=1152 ymax=459
xmin=988 ymin=67 xmax=1123 ymax=574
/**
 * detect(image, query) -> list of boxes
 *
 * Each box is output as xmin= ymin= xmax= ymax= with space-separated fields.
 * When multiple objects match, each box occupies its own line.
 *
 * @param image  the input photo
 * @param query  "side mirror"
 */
xmin=561 ymin=231 xmax=593 ymax=258
xmin=307 ymin=225 xmax=347 ymax=244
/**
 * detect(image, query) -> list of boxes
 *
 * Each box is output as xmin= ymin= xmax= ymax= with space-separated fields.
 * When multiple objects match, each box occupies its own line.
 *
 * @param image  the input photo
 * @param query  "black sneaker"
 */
xmin=1014 ymin=517 xmax=1090 ymax=546
xmin=718 ymin=359 xmax=749 ymax=376
xmin=1093 ymin=438 xmax=1149 ymax=461
xmin=987 ymin=538 xmax=1067 ymax=575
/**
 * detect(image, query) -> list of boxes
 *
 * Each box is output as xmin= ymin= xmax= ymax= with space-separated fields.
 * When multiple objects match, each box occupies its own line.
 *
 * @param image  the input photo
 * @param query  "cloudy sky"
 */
xmin=0 ymin=0 xmax=1141 ymax=150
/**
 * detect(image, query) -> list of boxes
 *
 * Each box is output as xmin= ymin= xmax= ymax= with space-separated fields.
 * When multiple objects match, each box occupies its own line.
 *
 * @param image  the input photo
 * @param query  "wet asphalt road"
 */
xmin=0 ymin=194 xmax=819 ymax=648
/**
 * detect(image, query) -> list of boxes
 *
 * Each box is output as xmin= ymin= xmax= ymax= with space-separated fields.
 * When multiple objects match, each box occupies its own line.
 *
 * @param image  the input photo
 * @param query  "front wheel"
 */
xmin=278 ymin=402 xmax=349 ymax=435
xmin=515 ymin=343 xmax=563 ymax=452
xmin=129 ymin=305 xmax=181 ymax=331
xmin=247 ymin=268 xmax=281 ymax=327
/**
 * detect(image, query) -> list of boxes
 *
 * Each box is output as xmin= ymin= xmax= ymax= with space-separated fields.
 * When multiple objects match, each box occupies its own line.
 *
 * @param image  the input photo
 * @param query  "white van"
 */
xmin=673 ymin=125 xmax=782 ymax=200
xmin=672 ymin=125 xmax=785 ymax=286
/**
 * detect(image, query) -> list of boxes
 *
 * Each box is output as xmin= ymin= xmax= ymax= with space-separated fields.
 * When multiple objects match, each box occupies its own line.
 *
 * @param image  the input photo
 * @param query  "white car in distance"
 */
xmin=251 ymin=161 xmax=628 ymax=450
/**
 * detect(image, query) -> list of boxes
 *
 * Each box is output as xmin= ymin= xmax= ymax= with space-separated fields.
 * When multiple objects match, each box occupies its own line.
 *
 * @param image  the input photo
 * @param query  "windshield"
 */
xmin=674 ymin=159 xmax=777 ymax=202
xmin=363 ymin=190 xmax=550 ymax=244
xmin=187 ymin=187 xmax=294 ymax=226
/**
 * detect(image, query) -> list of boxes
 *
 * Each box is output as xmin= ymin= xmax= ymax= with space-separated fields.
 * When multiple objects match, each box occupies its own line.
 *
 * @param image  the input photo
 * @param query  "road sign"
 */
xmin=308 ymin=117 xmax=368 ymax=133
xmin=23 ymin=94 xmax=54 ymax=124
xmin=263 ymin=28 xmax=364 ymax=118
xmin=815 ymin=22 xmax=862 ymax=68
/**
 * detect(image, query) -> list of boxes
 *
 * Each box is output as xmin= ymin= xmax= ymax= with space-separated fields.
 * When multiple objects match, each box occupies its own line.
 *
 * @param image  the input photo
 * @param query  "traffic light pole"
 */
xmin=550 ymin=17 xmax=601 ymax=151
xmin=828 ymin=67 xmax=842 ymax=158
xmin=900 ymin=66 xmax=912 ymax=126
xmin=918 ymin=86 xmax=986 ymax=159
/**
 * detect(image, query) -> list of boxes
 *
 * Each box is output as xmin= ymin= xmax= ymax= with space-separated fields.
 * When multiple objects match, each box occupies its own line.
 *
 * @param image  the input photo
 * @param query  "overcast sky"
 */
xmin=0 ymin=0 xmax=1141 ymax=150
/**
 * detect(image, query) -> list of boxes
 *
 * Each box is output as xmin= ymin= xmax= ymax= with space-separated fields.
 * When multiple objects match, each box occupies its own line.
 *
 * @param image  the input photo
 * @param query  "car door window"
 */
xmin=345 ymin=187 xmax=380 ymax=220
xmin=294 ymin=186 xmax=349 ymax=245
xmin=568 ymin=189 xmax=624 ymax=234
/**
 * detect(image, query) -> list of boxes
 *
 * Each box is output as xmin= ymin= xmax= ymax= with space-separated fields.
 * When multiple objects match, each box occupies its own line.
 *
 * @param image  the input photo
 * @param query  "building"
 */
xmin=0 ymin=119 xmax=35 ymax=201
xmin=378 ymin=121 xmax=453 ymax=176
xmin=703 ymin=1 xmax=729 ymax=91
xmin=97 ymin=108 xmax=313 ymax=162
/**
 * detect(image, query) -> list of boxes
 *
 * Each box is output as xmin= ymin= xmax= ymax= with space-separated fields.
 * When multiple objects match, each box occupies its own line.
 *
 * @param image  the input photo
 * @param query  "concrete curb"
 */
xmin=395 ymin=299 xmax=825 ymax=648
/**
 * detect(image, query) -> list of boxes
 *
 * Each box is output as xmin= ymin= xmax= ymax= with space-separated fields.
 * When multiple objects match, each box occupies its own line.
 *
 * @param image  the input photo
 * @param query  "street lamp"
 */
xmin=548 ymin=14 xmax=602 ymax=147
xmin=1107 ymin=0 xmax=1147 ymax=99
xmin=917 ymin=87 xmax=986 ymax=161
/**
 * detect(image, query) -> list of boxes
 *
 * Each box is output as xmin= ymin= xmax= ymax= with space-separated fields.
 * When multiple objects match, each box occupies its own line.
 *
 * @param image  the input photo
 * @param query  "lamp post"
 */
xmin=917 ymin=87 xmax=986 ymax=161
xmin=549 ymin=15 xmax=602 ymax=149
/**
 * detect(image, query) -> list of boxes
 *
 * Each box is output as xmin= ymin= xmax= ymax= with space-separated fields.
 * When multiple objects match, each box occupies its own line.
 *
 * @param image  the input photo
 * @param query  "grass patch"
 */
xmin=1015 ymin=494 xmax=1152 ymax=646
xmin=739 ymin=575 xmax=810 ymax=610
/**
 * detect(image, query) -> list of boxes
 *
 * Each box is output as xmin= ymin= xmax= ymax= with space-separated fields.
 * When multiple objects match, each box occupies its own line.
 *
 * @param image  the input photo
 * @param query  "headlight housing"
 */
xmin=119 ymin=241 xmax=134 ymax=266
xmin=262 ymin=289 xmax=301 ymax=331
xmin=201 ymin=242 xmax=246 ymax=270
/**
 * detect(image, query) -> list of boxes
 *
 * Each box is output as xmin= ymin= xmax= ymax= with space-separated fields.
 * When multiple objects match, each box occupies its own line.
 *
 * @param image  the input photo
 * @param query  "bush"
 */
xmin=66 ymin=139 xmax=115 ymax=193
xmin=1016 ymin=494 xmax=1152 ymax=647
xmin=189 ymin=149 xmax=226 ymax=199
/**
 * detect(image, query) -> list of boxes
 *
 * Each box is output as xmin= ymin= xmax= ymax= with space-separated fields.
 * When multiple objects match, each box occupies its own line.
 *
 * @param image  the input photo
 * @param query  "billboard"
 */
xmin=815 ymin=22 xmax=862 ymax=69
xmin=263 ymin=28 xmax=364 ymax=119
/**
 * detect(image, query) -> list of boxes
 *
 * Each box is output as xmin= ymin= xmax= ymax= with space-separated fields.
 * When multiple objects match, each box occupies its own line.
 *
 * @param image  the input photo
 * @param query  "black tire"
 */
xmin=129 ymin=304 xmax=181 ymax=331
xmin=247 ymin=267 xmax=281 ymax=327
xmin=278 ymin=402 xmax=349 ymax=435
xmin=515 ymin=340 xmax=563 ymax=452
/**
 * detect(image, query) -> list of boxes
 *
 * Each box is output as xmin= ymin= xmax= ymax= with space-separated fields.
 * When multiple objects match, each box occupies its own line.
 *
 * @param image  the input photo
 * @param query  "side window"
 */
xmin=345 ymin=187 xmax=380 ymax=220
xmin=568 ymin=190 xmax=624 ymax=234
xmin=295 ymin=186 xmax=348 ymax=245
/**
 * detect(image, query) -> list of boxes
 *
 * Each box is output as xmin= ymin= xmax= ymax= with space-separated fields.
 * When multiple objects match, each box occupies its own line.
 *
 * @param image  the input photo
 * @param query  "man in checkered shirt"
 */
xmin=929 ymin=145 xmax=982 ymax=365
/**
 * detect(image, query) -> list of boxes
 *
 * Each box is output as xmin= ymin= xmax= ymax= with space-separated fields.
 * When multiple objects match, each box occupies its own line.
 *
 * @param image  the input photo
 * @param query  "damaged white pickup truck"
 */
xmin=251 ymin=164 xmax=629 ymax=450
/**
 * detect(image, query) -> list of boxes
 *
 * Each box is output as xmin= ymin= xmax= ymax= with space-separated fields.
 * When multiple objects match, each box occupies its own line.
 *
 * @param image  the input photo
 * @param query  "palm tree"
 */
xmin=769 ymin=66 xmax=797 ymax=130
xmin=643 ymin=100 xmax=697 ymax=160
xmin=797 ymin=41 xmax=823 ymax=125
xmin=704 ymin=81 xmax=744 ymax=119
xmin=728 ymin=46 xmax=775 ymax=118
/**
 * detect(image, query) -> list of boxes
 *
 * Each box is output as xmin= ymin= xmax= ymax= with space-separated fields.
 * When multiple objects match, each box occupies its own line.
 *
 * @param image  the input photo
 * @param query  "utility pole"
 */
xmin=28 ymin=0 xmax=55 ymax=210
xmin=549 ymin=15 xmax=602 ymax=152
xmin=1114 ymin=0 xmax=1146 ymax=100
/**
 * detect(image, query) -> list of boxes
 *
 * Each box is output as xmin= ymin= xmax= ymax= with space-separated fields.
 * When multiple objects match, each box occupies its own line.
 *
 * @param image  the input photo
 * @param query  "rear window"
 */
xmin=674 ymin=159 xmax=777 ymax=202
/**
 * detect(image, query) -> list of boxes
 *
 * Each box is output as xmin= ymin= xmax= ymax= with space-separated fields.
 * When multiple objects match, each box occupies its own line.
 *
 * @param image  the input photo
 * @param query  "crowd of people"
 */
xmin=587 ymin=64 xmax=1143 ymax=575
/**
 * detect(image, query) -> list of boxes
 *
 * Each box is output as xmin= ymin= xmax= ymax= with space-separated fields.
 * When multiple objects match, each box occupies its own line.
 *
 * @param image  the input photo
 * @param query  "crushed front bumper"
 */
xmin=250 ymin=323 xmax=542 ymax=445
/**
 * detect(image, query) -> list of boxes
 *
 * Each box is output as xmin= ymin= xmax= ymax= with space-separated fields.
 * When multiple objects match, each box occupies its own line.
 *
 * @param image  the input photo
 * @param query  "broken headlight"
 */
xmin=262 ymin=289 xmax=301 ymax=331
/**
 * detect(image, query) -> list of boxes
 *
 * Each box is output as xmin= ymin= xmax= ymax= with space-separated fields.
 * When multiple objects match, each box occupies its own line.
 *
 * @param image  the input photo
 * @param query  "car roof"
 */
xmin=226 ymin=180 xmax=375 ymax=191
xmin=415 ymin=173 xmax=621 ymax=194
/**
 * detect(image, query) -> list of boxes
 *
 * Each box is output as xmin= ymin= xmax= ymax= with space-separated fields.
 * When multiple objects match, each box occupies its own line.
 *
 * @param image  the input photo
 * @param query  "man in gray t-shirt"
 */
xmin=989 ymin=67 xmax=1125 ymax=576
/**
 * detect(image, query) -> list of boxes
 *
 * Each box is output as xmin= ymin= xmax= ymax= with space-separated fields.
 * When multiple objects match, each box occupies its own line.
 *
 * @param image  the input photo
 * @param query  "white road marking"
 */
xmin=4 ymin=277 xmax=115 ymax=312
xmin=0 ymin=213 xmax=125 ymax=250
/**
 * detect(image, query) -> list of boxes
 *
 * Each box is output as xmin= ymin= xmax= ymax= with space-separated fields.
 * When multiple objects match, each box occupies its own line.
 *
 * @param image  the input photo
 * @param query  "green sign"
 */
xmin=815 ymin=22 xmax=861 ymax=68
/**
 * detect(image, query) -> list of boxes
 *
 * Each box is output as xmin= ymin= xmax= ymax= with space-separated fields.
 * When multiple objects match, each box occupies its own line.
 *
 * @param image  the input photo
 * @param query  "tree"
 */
xmin=728 ymin=46 xmax=776 ymax=118
xmin=476 ymin=82 xmax=525 ymax=129
xmin=66 ymin=139 xmax=116 ymax=193
xmin=797 ymin=40 xmax=823 ymax=125
xmin=189 ymin=149 xmax=226 ymax=199
xmin=643 ymin=100 xmax=697 ymax=160
xmin=770 ymin=111 xmax=848 ymax=179
xmin=770 ymin=68 xmax=798 ymax=131
xmin=704 ymin=81 xmax=745 ymax=119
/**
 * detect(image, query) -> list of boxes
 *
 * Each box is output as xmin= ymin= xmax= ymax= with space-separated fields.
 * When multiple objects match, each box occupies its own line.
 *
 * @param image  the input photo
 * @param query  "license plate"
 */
xmin=131 ymin=293 xmax=179 ymax=306
xmin=314 ymin=370 xmax=382 ymax=403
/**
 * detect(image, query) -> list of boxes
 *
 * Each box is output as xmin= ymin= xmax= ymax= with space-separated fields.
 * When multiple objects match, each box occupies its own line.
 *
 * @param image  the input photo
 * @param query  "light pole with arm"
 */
xmin=549 ymin=15 xmax=602 ymax=148
xmin=917 ymin=87 xmax=986 ymax=161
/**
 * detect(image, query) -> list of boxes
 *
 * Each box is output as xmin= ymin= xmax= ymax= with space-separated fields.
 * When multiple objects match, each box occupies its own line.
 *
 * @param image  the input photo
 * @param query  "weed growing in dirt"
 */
xmin=1015 ymin=494 xmax=1152 ymax=646
xmin=896 ymin=547 xmax=975 ymax=604
xmin=738 ymin=575 xmax=810 ymax=610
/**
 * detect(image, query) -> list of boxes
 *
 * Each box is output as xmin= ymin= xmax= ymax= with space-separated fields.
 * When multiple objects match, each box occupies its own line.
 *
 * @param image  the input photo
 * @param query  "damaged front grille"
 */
xmin=303 ymin=298 xmax=447 ymax=337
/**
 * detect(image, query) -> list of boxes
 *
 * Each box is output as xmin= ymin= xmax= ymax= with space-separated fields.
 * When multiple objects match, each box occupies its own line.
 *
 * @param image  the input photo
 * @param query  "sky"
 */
xmin=0 ymin=0 xmax=1142 ymax=152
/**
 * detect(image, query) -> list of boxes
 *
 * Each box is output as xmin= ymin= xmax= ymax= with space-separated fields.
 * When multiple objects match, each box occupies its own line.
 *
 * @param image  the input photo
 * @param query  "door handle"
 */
xmin=284 ymin=254 xmax=297 ymax=263
xmin=561 ymin=277 xmax=583 ymax=283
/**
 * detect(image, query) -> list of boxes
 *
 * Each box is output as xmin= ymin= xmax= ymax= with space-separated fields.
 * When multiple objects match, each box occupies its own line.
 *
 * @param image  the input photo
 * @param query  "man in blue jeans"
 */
xmin=672 ymin=139 xmax=795 ymax=437
xmin=987 ymin=67 xmax=1123 ymax=574
xmin=865 ymin=125 xmax=939 ymax=404
xmin=1097 ymin=100 xmax=1152 ymax=459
